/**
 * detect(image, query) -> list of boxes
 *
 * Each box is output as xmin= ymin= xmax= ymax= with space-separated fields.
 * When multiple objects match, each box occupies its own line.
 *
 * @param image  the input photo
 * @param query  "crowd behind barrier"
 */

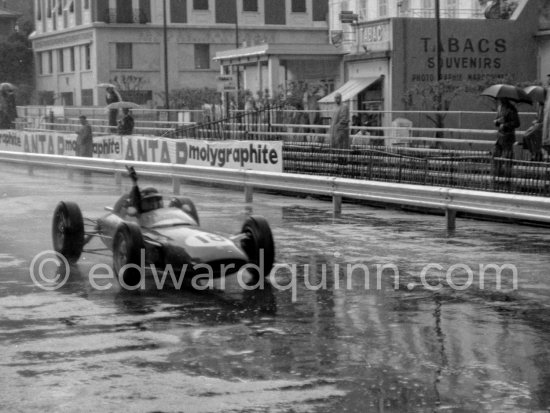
xmin=10 ymin=104 xmax=550 ymax=197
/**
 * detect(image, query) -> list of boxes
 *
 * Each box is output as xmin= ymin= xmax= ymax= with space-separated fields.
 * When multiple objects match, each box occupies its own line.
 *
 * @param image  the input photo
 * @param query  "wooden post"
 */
xmin=244 ymin=185 xmax=253 ymax=203
xmin=446 ymin=208 xmax=456 ymax=231
xmin=172 ymin=177 xmax=181 ymax=195
xmin=333 ymin=195 xmax=342 ymax=215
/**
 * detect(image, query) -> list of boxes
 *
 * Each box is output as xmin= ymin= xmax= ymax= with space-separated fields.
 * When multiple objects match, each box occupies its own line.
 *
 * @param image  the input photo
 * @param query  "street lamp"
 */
xmin=235 ymin=4 xmax=241 ymax=108
xmin=435 ymin=0 xmax=442 ymax=82
xmin=163 ymin=0 xmax=170 ymax=109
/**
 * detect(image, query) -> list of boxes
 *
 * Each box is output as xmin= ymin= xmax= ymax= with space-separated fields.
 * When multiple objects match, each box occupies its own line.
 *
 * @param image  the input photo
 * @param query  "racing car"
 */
xmin=51 ymin=168 xmax=275 ymax=287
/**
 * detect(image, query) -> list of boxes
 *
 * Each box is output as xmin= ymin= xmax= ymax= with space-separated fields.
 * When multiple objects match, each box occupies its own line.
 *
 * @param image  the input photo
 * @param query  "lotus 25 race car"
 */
xmin=51 ymin=167 xmax=275 ymax=287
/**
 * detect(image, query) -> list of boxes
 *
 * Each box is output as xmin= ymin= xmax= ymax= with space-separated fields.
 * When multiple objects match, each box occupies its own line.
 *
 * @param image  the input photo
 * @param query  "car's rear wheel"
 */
xmin=52 ymin=201 xmax=84 ymax=263
xmin=241 ymin=215 xmax=275 ymax=282
xmin=169 ymin=197 xmax=199 ymax=225
xmin=113 ymin=223 xmax=144 ymax=288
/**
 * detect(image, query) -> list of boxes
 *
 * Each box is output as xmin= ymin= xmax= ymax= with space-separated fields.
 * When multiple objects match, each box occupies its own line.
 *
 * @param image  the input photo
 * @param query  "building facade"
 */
xmin=319 ymin=0 xmax=545 ymax=127
xmin=30 ymin=0 xmax=330 ymax=107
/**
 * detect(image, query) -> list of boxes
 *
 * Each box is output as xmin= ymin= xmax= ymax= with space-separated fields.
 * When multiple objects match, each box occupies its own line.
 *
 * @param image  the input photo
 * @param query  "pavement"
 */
xmin=1 ymin=164 xmax=550 ymax=412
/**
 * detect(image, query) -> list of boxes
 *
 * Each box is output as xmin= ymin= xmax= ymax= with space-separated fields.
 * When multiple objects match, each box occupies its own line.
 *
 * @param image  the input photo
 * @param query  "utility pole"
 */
xmin=435 ymin=0 xmax=442 ymax=82
xmin=163 ymin=0 xmax=170 ymax=109
xmin=235 ymin=3 xmax=241 ymax=109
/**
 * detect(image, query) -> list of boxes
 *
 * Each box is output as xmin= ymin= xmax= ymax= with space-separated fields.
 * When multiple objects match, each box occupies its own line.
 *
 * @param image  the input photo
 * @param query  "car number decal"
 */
xmin=186 ymin=234 xmax=233 ymax=247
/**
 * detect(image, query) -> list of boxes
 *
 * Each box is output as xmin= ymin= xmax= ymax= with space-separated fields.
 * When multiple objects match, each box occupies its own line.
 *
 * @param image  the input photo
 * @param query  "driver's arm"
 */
xmin=128 ymin=167 xmax=142 ymax=213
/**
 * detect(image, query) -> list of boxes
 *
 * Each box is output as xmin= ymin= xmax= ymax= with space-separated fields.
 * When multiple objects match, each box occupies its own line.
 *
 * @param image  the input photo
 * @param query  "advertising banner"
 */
xmin=122 ymin=136 xmax=283 ymax=172
xmin=0 ymin=130 xmax=122 ymax=159
xmin=0 ymin=130 xmax=283 ymax=172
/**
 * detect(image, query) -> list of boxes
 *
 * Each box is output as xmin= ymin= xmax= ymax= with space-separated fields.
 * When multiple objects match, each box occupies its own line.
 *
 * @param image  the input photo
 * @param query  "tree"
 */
xmin=111 ymin=75 xmax=151 ymax=104
xmin=0 ymin=20 xmax=34 ymax=104
xmin=403 ymin=80 xmax=466 ymax=138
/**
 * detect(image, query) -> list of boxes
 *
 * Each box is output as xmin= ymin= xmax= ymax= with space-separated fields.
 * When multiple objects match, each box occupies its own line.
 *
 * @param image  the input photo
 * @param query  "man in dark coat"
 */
xmin=117 ymin=108 xmax=135 ymax=135
xmin=76 ymin=115 xmax=93 ymax=157
xmin=493 ymin=98 xmax=520 ymax=177
xmin=328 ymin=93 xmax=350 ymax=149
xmin=106 ymin=87 xmax=120 ymax=130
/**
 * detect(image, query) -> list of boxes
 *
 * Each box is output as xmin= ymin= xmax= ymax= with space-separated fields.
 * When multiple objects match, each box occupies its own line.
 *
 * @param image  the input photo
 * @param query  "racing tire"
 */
xmin=52 ymin=201 xmax=84 ymax=263
xmin=241 ymin=215 xmax=275 ymax=282
xmin=169 ymin=197 xmax=199 ymax=225
xmin=113 ymin=223 xmax=145 ymax=288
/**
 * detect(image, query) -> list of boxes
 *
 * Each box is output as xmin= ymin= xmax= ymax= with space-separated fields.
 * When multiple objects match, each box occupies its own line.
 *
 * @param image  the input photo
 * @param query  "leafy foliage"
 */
xmin=0 ymin=20 xmax=34 ymax=104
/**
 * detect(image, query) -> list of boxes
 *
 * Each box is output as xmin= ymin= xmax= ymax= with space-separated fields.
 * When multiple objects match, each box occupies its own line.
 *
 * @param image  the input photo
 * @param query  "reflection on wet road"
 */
xmin=1 ymin=166 xmax=550 ymax=412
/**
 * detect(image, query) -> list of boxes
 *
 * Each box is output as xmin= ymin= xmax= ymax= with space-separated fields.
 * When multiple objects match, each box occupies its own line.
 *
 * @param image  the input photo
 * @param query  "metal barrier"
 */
xmin=1 ymin=150 xmax=550 ymax=229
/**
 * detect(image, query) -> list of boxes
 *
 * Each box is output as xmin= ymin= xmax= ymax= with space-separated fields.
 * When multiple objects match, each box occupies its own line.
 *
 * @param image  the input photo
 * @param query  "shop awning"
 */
xmin=319 ymin=77 xmax=382 ymax=104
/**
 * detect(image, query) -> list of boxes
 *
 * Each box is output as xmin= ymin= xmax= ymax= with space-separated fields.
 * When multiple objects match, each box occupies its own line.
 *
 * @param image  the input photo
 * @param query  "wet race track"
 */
xmin=1 ymin=164 xmax=550 ymax=413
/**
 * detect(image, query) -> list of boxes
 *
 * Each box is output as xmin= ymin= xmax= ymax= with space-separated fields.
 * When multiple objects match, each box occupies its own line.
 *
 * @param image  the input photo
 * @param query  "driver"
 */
xmin=127 ymin=166 xmax=163 ymax=214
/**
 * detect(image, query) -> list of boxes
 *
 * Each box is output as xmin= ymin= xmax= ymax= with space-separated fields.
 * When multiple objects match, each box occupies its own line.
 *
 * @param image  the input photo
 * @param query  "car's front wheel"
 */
xmin=241 ymin=215 xmax=275 ymax=282
xmin=52 ymin=201 xmax=84 ymax=263
xmin=113 ymin=223 xmax=144 ymax=288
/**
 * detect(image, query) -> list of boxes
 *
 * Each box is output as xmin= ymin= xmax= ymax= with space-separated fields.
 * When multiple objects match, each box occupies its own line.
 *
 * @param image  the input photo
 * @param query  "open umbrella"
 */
xmin=98 ymin=82 xmax=117 ymax=89
xmin=105 ymin=101 xmax=141 ymax=111
xmin=523 ymin=85 xmax=547 ymax=104
xmin=0 ymin=82 xmax=16 ymax=91
xmin=481 ymin=84 xmax=532 ymax=104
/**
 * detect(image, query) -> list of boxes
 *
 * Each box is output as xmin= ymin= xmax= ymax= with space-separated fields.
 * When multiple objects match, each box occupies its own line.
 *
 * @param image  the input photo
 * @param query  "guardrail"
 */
xmin=1 ymin=150 xmax=549 ymax=229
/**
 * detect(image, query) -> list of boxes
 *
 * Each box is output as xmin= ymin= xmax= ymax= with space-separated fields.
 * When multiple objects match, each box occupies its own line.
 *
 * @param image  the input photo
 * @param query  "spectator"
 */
xmin=0 ymin=88 xmax=16 ymax=129
xmin=118 ymin=108 xmax=135 ymax=135
xmin=76 ymin=115 xmax=93 ymax=157
xmin=106 ymin=87 xmax=121 ymax=130
xmin=493 ymin=97 xmax=520 ymax=177
xmin=522 ymin=96 xmax=544 ymax=161
xmin=328 ymin=93 xmax=350 ymax=149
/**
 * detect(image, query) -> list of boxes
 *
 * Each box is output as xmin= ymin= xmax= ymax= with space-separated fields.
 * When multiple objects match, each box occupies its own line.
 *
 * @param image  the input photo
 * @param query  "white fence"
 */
xmin=1 ymin=150 xmax=550 ymax=229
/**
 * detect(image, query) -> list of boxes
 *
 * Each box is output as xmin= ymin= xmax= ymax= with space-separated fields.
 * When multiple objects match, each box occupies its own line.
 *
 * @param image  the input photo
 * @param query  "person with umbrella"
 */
xmin=117 ymin=108 xmax=134 ymax=135
xmin=105 ymin=86 xmax=121 ymax=131
xmin=493 ymin=97 xmax=520 ymax=176
xmin=521 ymin=86 xmax=545 ymax=161
xmin=0 ymin=83 xmax=17 ymax=129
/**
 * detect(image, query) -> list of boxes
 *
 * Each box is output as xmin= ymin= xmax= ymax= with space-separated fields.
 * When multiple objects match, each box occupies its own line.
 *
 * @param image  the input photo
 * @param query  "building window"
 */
xmin=215 ymin=0 xmax=236 ymax=23
xmin=37 ymin=0 xmax=42 ymax=20
xmin=243 ymin=0 xmax=257 ymax=12
xmin=48 ymin=51 xmax=53 ymax=73
xmin=61 ymin=92 xmax=74 ymax=106
xmin=58 ymin=0 xmax=63 ymax=15
xmin=39 ymin=91 xmax=55 ymax=105
xmin=291 ymin=0 xmax=306 ymax=13
xmin=58 ymin=49 xmax=64 ymax=73
xmin=138 ymin=0 xmax=151 ymax=23
xmin=193 ymin=0 xmax=208 ymax=10
xmin=312 ymin=0 xmax=328 ymax=21
xmin=47 ymin=0 xmax=52 ymax=18
xmin=422 ymin=0 xmax=434 ymax=16
xmin=116 ymin=43 xmax=133 ymax=69
xmin=70 ymin=47 xmax=75 ymax=71
xmin=194 ymin=44 xmax=210 ymax=69
xmin=171 ymin=0 xmax=187 ymax=22
xmin=84 ymin=44 xmax=91 ymax=70
xmin=81 ymin=89 xmax=94 ymax=106
xmin=37 ymin=52 xmax=43 ymax=75
xmin=379 ymin=0 xmax=387 ymax=17
xmin=84 ymin=0 xmax=89 ymax=9
xmin=116 ymin=0 xmax=134 ymax=23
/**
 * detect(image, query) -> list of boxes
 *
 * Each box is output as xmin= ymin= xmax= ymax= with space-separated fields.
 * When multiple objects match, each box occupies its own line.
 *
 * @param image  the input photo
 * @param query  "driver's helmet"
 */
xmin=140 ymin=187 xmax=163 ymax=212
